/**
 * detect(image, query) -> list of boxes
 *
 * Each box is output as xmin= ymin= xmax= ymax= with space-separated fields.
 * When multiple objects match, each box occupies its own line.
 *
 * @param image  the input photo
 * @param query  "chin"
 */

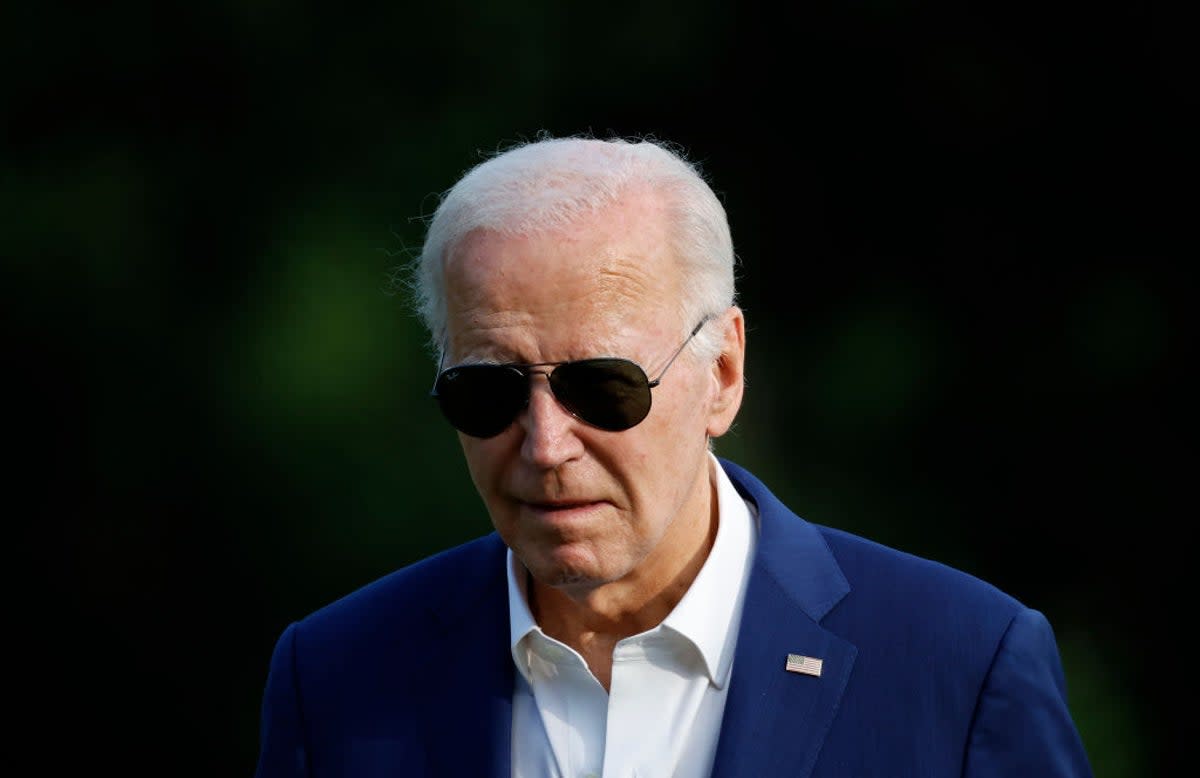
xmin=545 ymin=570 xmax=594 ymax=588
xmin=529 ymin=558 xmax=597 ymax=587
xmin=525 ymin=554 xmax=613 ymax=592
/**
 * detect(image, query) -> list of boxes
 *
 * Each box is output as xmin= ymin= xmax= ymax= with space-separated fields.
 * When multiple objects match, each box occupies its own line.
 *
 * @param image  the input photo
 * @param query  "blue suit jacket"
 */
xmin=255 ymin=458 xmax=1093 ymax=777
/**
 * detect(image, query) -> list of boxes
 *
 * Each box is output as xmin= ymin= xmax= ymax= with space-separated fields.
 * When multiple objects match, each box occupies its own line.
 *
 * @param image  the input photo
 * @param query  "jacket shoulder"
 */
xmin=818 ymin=523 xmax=1022 ymax=613
xmin=291 ymin=532 xmax=508 ymax=658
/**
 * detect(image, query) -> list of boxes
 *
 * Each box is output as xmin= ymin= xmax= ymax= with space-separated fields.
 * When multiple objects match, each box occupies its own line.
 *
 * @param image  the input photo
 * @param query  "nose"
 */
xmin=518 ymin=376 xmax=585 ymax=469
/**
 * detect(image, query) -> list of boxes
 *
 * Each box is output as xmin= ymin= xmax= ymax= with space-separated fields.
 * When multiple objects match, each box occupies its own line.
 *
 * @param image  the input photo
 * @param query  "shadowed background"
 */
xmin=7 ymin=1 xmax=1192 ymax=775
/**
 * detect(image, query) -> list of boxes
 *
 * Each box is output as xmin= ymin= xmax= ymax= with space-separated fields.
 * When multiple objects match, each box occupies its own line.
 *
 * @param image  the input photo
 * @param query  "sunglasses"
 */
xmin=431 ymin=317 xmax=712 ymax=438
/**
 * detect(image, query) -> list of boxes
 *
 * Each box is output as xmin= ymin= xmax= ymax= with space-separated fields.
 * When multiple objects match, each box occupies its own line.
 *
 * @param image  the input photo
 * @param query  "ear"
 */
xmin=706 ymin=306 xmax=746 ymax=438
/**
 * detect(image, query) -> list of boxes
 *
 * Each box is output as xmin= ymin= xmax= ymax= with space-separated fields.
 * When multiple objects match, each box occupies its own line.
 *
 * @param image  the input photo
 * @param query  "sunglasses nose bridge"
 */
xmin=522 ymin=366 xmax=569 ymax=415
xmin=516 ymin=367 xmax=589 ymax=467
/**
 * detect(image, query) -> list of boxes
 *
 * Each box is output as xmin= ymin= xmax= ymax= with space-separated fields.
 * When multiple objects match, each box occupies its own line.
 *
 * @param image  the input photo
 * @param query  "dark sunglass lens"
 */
xmin=434 ymin=365 xmax=528 ymax=438
xmin=551 ymin=359 xmax=652 ymax=431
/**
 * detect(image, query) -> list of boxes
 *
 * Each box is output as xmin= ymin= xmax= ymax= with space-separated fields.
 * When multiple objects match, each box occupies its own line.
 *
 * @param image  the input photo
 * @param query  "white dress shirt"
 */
xmin=507 ymin=453 xmax=759 ymax=778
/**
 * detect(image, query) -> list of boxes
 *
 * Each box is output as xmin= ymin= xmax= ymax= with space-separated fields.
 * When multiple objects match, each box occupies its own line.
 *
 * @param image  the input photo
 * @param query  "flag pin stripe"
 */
xmin=785 ymin=653 xmax=824 ymax=677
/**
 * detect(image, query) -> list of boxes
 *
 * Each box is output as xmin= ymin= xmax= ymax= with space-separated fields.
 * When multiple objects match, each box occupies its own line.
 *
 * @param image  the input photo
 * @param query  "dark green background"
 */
xmin=8 ymin=1 xmax=1190 ymax=775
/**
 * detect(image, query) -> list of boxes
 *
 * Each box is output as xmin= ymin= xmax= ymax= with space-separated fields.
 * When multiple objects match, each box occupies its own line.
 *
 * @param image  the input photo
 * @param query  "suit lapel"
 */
xmin=416 ymin=535 xmax=514 ymax=777
xmin=710 ymin=459 xmax=858 ymax=778
xmin=709 ymin=569 xmax=857 ymax=778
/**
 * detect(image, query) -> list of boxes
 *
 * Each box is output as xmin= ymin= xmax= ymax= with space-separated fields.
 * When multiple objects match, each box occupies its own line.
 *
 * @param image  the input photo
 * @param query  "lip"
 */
xmin=520 ymin=499 xmax=606 ymax=523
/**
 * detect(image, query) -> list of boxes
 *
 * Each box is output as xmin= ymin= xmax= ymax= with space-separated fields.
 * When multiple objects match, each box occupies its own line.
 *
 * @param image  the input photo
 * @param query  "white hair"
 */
xmin=406 ymin=132 xmax=738 ymax=361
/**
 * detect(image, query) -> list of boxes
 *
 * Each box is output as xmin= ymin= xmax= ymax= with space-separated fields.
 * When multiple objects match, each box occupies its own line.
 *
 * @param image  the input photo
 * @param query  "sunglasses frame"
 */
xmin=431 ymin=315 xmax=713 ymax=437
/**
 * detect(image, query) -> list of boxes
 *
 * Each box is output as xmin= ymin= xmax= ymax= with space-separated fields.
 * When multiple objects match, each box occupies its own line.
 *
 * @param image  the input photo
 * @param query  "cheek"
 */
xmin=460 ymin=436 xmax=507 ymax=496
xmin=647 ymin=372 xmax=711 ymax=443
xmin=610 ymin=427 xmax=691 ymax=508
xmin=630 ymin=380 xmax=712 ymax=493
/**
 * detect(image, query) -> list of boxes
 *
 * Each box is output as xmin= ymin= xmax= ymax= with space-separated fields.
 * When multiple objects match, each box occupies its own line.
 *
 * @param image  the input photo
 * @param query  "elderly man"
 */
xmin=255 ymin=135 xmax=1093 ymax=777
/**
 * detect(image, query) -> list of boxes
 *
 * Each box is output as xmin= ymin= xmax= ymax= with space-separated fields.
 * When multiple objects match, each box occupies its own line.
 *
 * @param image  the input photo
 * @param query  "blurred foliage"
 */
xmin=6 ymin=0 xmax=1191 ymax=775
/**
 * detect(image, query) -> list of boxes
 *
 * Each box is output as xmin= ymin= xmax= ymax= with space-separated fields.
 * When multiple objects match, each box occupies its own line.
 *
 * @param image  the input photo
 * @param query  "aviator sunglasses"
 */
xmin=431 ymin=316 xmax=712 ymax=438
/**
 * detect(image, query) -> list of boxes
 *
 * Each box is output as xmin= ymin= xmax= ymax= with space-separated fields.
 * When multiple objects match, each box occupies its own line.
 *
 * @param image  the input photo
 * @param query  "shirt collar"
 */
xmin=659 ymin=452 xmax=756 ymax=688
xmin=507 ymin=452 xmax=758 ymax=688
xmin=507 ymin=544 xmax=541 ymax=685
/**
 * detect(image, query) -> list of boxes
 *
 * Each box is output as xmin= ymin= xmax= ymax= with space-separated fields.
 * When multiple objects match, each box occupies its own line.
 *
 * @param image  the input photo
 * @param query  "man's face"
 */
xmin=440 ymin=193 xmax=730 ymax=596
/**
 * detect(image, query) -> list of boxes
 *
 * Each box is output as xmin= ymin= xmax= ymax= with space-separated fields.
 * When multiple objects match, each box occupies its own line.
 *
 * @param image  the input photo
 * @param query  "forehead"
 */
xmin=443 ymin=197 xmax=682 ymax=355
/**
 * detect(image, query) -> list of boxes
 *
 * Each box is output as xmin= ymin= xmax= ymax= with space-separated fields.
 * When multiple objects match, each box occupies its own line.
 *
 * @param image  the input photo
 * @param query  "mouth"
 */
xmin=526 ymin=498 xmax=600 ymax=511
xmin=520 ymin=499 xmax=607 ymax=522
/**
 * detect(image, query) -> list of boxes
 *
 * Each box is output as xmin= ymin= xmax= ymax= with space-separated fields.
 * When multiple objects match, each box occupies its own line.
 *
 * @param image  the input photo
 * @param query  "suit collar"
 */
xmin=718 ymin=457 xmax=851 ymax=622
xmin=710 ymin=457 xmax=858 ymax=778
xmin=416 ymin=534 xmax=514 ymax=776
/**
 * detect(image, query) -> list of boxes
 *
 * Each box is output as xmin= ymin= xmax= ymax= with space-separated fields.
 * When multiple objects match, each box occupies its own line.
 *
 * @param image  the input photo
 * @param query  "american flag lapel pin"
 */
xmin=785 ymin=653 xmax=824 ymax=677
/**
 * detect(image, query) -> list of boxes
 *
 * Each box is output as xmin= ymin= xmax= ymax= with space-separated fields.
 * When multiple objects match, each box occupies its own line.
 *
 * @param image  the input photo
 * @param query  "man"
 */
xmin=255 ymin=134 xmax=1093 ymax=776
